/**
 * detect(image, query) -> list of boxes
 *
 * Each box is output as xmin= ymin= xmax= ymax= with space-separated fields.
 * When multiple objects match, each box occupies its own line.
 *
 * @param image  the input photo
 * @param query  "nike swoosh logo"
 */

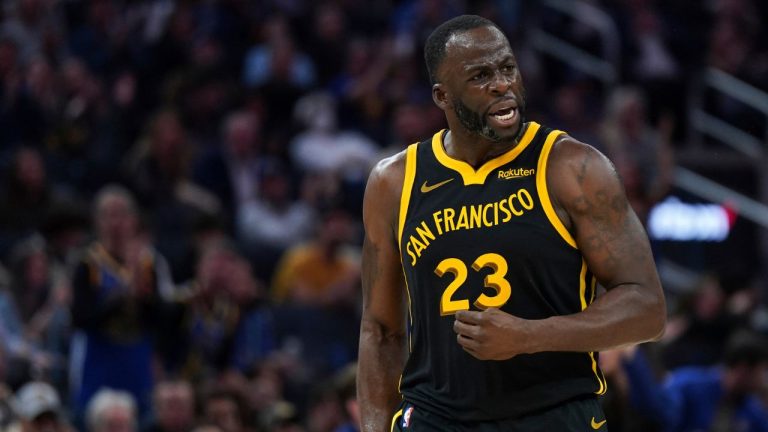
xmin=420 ymin=178 xmax=454 ymax=193
xmin=591 ymin=417 xmax=606 ymax=429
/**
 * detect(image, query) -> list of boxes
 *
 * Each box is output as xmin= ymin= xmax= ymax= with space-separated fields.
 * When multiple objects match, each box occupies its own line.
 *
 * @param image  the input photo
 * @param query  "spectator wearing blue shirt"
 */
xmin=622 ymin=330 xmax=768 ymax=432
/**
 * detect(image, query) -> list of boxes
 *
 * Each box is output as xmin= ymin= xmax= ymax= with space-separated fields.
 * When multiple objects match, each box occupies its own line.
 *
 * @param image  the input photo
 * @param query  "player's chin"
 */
xmin=485 ymin=126 xmax=521 ymax=143
xmin=486 ymin=118 xmax=521 ymax=140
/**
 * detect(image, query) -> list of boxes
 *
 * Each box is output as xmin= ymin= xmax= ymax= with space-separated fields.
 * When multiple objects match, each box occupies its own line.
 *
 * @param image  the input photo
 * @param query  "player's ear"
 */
xmin=432 ymin=83 xmax=450 ymax=110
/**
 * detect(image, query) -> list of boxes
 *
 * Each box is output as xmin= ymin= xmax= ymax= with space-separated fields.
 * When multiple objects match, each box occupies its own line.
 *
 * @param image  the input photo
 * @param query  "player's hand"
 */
xmin=453 ymin=308 xmax=532 ymax=360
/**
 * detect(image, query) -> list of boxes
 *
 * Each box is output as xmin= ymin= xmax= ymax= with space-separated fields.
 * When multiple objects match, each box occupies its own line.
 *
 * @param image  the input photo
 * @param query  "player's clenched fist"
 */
xmin=454 ymin=309 xmax=534 ymax=360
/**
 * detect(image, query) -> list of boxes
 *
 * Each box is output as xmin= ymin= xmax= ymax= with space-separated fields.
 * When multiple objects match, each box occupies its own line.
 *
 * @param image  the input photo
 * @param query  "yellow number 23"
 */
xmin=434 ymin=253 xmax=511 ymax=315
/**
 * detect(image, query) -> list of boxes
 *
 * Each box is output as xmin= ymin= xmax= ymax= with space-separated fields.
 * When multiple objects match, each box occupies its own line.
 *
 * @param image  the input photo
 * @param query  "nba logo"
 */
xmin=402 ymin=406 xmax=414 ymax=428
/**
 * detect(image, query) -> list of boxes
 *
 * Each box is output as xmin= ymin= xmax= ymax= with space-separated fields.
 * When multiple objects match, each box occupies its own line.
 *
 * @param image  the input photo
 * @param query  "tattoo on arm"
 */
xmin=570 ymin=164 xmax=653 ymax=284
xmin=576 ymin=153 xmax=589 ymax=185
xmin=570 ymin=185 xmax=630 ymax=274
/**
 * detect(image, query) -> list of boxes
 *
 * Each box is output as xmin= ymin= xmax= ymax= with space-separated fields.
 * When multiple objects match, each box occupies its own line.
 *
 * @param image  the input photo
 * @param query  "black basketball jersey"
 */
xmin=397 ymin=122 xmax=607 ymax=421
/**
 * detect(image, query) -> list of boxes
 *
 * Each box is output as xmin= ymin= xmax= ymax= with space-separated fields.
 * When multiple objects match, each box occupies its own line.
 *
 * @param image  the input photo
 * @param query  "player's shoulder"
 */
xmin=363 ymin=144 xmax=415 ymax=224
xmin=371 ymin=148 xmax=408 ymax=182
xmin=366 ymin=138 xmax=424 ymax=191
xmin=542 ymin=130 xmax=625 ymax=215
xmin=547 ymin=132 xmax=616 ymax=182
xmin=549 ymin=132 xmax=609 ymax=167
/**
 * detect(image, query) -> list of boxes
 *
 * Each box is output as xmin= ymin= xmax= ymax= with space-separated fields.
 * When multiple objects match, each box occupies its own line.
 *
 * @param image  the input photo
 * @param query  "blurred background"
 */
xmin=0 ymin=0 xmax=766 ymax=431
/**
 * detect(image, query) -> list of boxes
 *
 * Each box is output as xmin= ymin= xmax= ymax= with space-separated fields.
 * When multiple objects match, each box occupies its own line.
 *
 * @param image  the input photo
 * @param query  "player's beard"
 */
xmin=452 ymin=93 xmax=527 ymax=144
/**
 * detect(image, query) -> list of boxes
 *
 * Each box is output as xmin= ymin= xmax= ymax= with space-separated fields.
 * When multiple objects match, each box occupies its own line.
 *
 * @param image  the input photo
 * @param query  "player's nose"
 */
xmin=488 ymin=70 xmax=513 ymax=95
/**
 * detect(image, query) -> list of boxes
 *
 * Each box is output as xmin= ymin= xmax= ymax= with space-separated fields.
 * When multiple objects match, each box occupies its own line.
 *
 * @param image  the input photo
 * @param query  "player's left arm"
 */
xmin=455 ymin=136 xmax=665 ymax=359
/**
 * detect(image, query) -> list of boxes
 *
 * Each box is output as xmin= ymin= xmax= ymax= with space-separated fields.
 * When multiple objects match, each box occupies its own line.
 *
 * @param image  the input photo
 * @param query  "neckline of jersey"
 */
xmin=431 ymin=122 xmax=540 ymax=185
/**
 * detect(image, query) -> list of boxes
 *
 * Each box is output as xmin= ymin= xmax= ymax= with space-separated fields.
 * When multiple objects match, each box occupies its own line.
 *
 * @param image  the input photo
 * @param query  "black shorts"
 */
xmin=390 ymin=397 xmax=607 ymax=432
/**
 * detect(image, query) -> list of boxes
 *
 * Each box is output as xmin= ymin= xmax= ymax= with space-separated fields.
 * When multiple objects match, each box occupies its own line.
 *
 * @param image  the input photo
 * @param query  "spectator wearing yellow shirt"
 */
xmin=271 ymin=210 xmax=359 ymax=309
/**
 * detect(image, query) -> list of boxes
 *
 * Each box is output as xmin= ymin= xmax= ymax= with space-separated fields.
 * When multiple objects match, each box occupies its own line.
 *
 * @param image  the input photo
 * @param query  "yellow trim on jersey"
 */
xmin=390 ymin=408 xmax=404 ymax=432
xmin=590 ymin=351 xmax=607 ymax=395
xmin=431 ymin=122 xmax=541 ymax=185
xmin=598 ymin=361 xmax=608 ymax=395
xmin=398 ymin=143 xmax=419 ymax=249
xmin=536 ymin=129 xmax=578 ymax=248
xmin=403 ymin=275 xmax=413 ymax=353
xmin=579 ymin=259 xmax=589 ymax=311
xmin=579 ymin=259 xmax=607 ymax=395
xmin=398 ymin=143 xmax=418 ymax=354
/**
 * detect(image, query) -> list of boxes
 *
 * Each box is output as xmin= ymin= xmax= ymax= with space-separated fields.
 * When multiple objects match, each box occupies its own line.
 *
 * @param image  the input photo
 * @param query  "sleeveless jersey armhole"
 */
xmin=398 ymin=143 xmax=419 ymax=251
xmin=535 ymin=130 xmax=578 ymax=249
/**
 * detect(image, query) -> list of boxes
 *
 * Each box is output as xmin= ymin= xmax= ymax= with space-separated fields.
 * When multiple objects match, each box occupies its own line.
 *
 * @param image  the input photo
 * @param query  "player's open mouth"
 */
xmin=489 ymin=106 xmax=517 ymax=126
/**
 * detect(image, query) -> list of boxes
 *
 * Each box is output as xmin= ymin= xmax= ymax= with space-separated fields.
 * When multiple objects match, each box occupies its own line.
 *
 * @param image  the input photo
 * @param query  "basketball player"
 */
xmin=358 ymin=15 xmax=666 ymax=431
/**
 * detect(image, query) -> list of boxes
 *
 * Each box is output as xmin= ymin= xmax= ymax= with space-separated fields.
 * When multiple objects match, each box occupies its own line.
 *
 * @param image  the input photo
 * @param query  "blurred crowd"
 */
xmin=0 ymin=0 xmax=766 ymax=431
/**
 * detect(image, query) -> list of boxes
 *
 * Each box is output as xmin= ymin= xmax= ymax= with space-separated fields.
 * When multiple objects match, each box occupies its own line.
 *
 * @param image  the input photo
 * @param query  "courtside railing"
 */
xmin=689 ymin=68 xmax=768 ymax=159
xmin=529 ymin=0 xmax=619 ymax=85
xmin=530 ymin=2 xmax=768 ymax=230
xmin=685 ymin=67 xmax=768 ymax=230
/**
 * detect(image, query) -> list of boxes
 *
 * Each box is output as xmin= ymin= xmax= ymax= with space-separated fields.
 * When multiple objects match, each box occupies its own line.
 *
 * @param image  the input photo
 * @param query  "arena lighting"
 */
xmin=647 ymin=196 xmax=737 ymax=242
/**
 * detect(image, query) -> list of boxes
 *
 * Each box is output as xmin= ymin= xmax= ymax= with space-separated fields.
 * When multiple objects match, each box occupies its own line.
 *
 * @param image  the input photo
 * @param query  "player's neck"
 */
xmin=444 ymin=123 xmax=528 ymax=169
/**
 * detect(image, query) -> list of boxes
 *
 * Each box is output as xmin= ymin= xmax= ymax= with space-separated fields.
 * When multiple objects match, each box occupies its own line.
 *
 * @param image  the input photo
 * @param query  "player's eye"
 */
xmin=470 ymin=71 xmax=487 ymax=81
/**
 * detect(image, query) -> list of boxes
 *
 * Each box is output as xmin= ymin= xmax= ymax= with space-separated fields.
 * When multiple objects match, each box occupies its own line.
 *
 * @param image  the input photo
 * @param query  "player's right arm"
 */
xmin=358 ymin=152 xmax=408 ymax=432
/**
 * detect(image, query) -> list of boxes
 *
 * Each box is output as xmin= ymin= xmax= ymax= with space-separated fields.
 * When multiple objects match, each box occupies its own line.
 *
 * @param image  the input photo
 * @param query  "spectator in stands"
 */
xmin=270 ymin=210 xmax=360 ymax=385
xmin=621 ymin=330 xmax=768 ymax=431
xmin=228 ymin=261 xmax=277 ymax=374
xmin=69 ymin=185 xmax=174 ymax=419
xmin=705 ymin=0 xmax=768 ymax=137
xmin=291 ymin=91 xmax=378 ymax=178
xmin=0 ymin=285 xmax=47 ymax=391
xmin=200 ymin=386 xmax=250 ymax=432
xmin=306 ymin=4 xmax=347 ymax=87
xmin=125 ymin=108 xmax=219 ymax=280
xmin=200 ymin=240 xmax=279 ymax=375
xmin=289 ymin=90 xmax=378 ymax=215
xmin=0 ymin=35 xmax=23 ymax=150
xmin=332 ymin=363 xmax=360 ymax=432
xmin=237 ymin=161 xmax=315 ymax=280
xmin=242 ymin=15 xmax=314 ymax=135
xmin=183 ymin=241 xmax=274 ymax=377
xmin=661 ymin=274 xmax=742 ymax=369
xmin=0 ymin=235 xmax=69 ymax=389
xmin=547 ymin=80 xmax=603 ymax=150
xmin=125 ymin=109 xmax=207 ymax=211
xmin=378 ymin=101 xmax=440 ymax=160
xmin=243 ymin=361 xmax=288 ymax=424
xmin=0 ymin=0 xmax=63 ymax=65
xmin=48 ymin=58 xmax=107 ymax=192
xmin=599 ymin=347 xmax=662 ymax=432
xmin=0 ymin=56 xmax=58 ymax=152
xmin=193 ymin=109 xmax=268 ymax=222
xmin=7 ymin=236 xmax=65 ymax=335
xmin=260 ymin=401 xmax=303 ymax=432
xmin=271 ymin=210 xmax=359 ymax=308
xmin=142 ymin=379 xmax=196 ymax=432
xmin=616 ymin=0 xmax=683 ymax=123
xmin=85 ymin=389 xmax=138 ymax=432
xmin=95 ymin=69 xmax=146 ymax=186
xmin=242 ymin=15 xmax=315 ymax=90
xmin=182 ymin=242 xmax=244 ymax=378
xmin=0 ymin=148 xmax=68 ymax=254
xmin=304 ymin=383 xmax=344 ymax=432
xmin=708 ymin=0 xmax=763 ymax=83
xmin=10 ymin=381 xmax=73 ymax=432
xmin=600 ymin=86 xmax=673 ymax=222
